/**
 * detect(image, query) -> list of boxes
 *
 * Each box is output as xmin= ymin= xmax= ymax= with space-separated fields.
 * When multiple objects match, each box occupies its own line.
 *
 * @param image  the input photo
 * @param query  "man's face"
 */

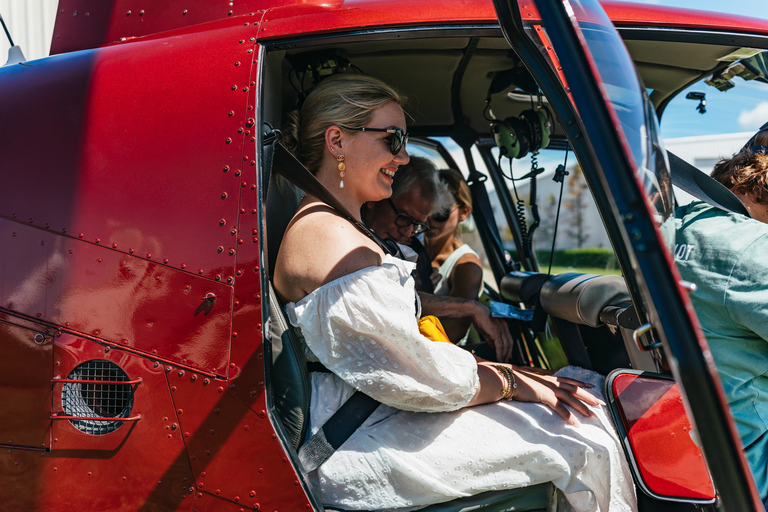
xmin=366 ymin=184 xmax=433 ymax=244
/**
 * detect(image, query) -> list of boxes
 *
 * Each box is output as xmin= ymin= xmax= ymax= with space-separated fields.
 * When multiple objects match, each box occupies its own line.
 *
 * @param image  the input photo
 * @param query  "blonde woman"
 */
xmin=273 ymin=73 xmax=635 ymax=512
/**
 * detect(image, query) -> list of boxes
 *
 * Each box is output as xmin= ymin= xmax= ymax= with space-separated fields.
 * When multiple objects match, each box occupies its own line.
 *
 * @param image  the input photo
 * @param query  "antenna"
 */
xmin=1 ymin=12 xmax=27 ymax=66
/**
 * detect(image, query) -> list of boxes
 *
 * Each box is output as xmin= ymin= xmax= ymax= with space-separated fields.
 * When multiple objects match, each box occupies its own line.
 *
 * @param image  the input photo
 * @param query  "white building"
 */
xmin=0 ymin=0 xmax=57 ymax=63
xmin=489 ymin=132 xmax=753 ymax=251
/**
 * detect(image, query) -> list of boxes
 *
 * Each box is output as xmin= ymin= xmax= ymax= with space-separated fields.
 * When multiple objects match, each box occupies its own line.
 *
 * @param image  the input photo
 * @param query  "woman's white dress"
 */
xmin=285 ymin=255 xmax=636 ymax=512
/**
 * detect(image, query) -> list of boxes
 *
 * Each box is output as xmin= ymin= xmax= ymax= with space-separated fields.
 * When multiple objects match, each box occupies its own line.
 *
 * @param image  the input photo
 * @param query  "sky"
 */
xmin=620 ymin=0 xmax=768 ymax=139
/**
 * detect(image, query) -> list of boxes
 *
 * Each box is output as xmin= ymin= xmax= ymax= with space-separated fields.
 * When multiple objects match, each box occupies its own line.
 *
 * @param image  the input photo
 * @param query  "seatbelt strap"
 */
xmin=298 ymin=391 xmax=380 ymax=472
xmin=262 ymin=129 xmax=384 ymax=471
xmin=271 ymin=140 xmax=398 ymax=256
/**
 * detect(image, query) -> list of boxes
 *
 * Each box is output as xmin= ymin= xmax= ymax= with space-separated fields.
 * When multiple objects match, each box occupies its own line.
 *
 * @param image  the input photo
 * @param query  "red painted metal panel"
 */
xmin=257 ymin=0 xmax=498 ymax=41
xmin=1 ymin=21 xmax=257 ymax=284
xmin=167 ymin=370 xmax=311 ymax=510
xmin=51 ymin=1 xmax=283 ymax=55
xmin=0 ymin=334 xmax=196 ymax=511
xmin=0 ymin=221 xmax=232 ymax=375
xmin=47 ymin=0 xmax=768 ymax=58
xmin=612 ymin=373 xmax=715 ymax=500
xmin=0 ymin=315 xmax=52 ymax=450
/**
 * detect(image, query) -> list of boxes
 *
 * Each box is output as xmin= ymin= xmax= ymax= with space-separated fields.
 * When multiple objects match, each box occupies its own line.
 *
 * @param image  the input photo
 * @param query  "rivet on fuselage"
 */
xmin=221 ymin=192 xmax=228 ymax=199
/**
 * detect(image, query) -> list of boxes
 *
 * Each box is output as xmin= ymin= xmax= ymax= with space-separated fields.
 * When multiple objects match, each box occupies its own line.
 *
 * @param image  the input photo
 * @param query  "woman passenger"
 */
xmin=424 ymin=168 xmax=484 ymax=343
xmin=273 ymin=73 xmax=636 ymax=512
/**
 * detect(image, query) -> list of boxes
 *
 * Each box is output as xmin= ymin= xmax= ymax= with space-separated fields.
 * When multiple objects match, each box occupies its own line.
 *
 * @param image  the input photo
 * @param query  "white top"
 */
xmin=433 ymin=243 xmax=483 ymax=296
xmin=286 ymin=255 xmax=636 ymax=512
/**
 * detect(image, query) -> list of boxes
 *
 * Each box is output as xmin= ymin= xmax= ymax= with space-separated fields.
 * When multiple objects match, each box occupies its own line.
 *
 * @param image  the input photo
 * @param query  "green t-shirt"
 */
xmin=675 ymin=201 xmax=768 ymax=498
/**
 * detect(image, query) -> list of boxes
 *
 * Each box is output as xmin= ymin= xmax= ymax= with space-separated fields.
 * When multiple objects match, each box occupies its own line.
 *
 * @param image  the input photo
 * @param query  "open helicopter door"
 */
xmin=492 ymin=0 xmax=763 ymax=509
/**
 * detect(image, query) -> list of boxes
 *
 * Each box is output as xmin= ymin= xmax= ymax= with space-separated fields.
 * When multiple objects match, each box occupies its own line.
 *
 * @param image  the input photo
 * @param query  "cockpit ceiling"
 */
xmin=276 ymin=32 xmax=757 ymax=134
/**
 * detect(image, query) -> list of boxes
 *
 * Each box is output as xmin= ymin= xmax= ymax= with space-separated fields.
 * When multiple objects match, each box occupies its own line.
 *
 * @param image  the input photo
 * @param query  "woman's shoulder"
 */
xmin=442 ymin=243 xmax=481 ymax=272
xmin=274 ymin=204 xmax=385 ymax=302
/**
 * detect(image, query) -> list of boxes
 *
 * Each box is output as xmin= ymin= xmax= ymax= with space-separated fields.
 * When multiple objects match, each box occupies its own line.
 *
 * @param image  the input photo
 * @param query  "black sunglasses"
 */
xmin=388 ymin=199 xmax=429 ymax=235
xmin=351 ymin=127 xmax=409 ymax=155
xmin=430 ymin=205 xmax=458 ymax=223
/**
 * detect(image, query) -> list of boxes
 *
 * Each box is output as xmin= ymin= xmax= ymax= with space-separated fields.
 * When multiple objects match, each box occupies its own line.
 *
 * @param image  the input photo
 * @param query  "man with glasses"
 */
xmin=362 ymin=157 xmax=515 ymax=362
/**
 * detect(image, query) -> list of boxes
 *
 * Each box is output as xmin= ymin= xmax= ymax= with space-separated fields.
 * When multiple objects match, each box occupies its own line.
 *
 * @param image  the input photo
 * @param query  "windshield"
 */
xmin=522 ymin=0 xmax=674 ymax=246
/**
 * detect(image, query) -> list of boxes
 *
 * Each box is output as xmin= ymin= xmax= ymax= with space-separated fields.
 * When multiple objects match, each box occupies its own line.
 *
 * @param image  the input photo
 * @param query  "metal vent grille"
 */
xmin=62 ymin=360 xmax=134 ymax=435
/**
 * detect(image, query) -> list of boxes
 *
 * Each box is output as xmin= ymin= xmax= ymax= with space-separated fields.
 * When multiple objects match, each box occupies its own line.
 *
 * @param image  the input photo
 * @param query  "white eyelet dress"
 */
xmin=285 ymin=255 xmax=636 ymax=512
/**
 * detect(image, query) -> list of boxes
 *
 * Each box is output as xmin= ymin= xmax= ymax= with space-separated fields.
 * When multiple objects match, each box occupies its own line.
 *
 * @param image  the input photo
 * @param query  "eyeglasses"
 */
xmin=430 ymin=205 xmax=459 ymax=223
xmin=350 ymin=127 xmax=409 ymax=155
xmin=387 ymin=198 xmax=429 ymax=235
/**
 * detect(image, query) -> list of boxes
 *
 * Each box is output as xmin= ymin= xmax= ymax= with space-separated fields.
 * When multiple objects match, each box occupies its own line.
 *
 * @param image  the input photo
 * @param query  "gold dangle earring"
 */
xmin=337 ymin=154 xmax=346 ymax=189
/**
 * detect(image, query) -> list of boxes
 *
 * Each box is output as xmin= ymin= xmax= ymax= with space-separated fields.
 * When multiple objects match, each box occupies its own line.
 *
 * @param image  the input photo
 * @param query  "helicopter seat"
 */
xmin=267 ymin=282 xmax=553 ymax=512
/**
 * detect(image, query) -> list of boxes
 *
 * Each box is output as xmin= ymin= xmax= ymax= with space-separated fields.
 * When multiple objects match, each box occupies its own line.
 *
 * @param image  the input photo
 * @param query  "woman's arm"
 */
xmin=417 ymin=291 xmax=515 ymax=363
xmin=440 ymin=260 xmax=483 ymax=341
xmin=468 ymin=363 xmax=602 ymax=426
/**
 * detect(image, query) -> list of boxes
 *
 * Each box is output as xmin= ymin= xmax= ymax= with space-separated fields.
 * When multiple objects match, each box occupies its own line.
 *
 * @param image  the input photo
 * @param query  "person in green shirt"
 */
xmin=674 ymin=124 xmax=768 ymax=505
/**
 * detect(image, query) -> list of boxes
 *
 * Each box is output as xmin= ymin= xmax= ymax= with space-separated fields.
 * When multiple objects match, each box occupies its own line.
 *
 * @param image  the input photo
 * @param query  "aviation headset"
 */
xmin=490 ymin=106 xmax=552 ymax=159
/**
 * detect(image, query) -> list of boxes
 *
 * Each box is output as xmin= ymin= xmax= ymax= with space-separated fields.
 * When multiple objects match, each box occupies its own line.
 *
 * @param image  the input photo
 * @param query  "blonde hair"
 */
xmin=438 ymin=168 xmax=473 ymax=237
xmin=281 ymin=74 xmax=406 ymax=174
xmin=711 ymin=130 xmax=768 ymax=204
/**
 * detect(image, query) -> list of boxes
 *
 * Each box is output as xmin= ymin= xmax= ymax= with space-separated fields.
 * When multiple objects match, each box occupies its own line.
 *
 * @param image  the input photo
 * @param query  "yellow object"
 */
xmin=418 ymin=315 xmax=452 ymax=344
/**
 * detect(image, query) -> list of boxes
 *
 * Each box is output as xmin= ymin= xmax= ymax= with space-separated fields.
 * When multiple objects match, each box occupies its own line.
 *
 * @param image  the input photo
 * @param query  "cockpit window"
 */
xmin=520 ymin=0 xmax=675 ymax=246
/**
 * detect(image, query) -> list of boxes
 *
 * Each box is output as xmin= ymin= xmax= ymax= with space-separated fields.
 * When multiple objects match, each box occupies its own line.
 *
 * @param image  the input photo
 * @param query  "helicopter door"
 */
xmin=492 ymin=0 xmax=762 ymax=509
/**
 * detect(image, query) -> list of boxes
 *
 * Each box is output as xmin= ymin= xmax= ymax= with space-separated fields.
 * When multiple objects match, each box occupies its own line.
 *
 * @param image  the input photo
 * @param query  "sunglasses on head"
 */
xmin=351 ymin=127 xmax=409 ymax=155
xmin=430 ymin=205 xmax=458 ymax=223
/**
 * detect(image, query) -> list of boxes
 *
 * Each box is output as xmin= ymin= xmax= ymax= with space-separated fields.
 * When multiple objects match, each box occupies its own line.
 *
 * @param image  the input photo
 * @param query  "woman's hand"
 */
xmin=487 ymin=364 xmax=603 ymax=425
xmin=429 ymin=268 xmax=442 ymax=288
